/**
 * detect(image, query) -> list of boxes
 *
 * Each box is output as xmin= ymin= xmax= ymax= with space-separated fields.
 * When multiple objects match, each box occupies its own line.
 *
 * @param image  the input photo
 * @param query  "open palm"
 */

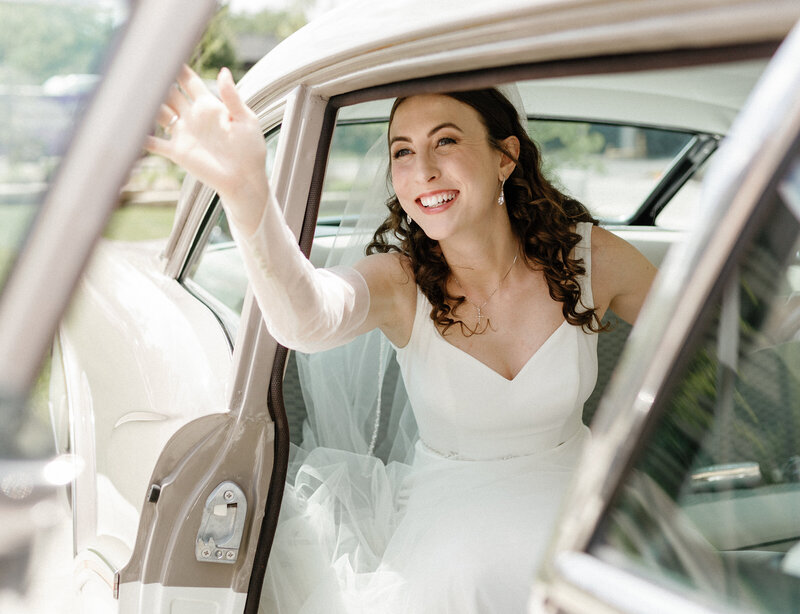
xmin=146 ymin=65 xmax=269 ymax=231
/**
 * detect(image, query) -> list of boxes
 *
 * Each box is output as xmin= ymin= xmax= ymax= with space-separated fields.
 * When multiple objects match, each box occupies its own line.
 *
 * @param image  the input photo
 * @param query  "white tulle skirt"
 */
xmin=259 ymin=426 xmax=589 ymax=614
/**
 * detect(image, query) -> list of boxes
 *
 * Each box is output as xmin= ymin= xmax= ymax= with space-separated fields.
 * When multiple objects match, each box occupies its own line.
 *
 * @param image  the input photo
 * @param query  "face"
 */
xmin=388 ymin=94 xmax=515 ymax=242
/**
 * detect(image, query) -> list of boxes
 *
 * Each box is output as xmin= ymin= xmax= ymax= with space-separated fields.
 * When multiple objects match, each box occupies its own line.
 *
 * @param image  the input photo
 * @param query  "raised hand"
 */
xmin=146 ymin=65 xmax=269 ymax=233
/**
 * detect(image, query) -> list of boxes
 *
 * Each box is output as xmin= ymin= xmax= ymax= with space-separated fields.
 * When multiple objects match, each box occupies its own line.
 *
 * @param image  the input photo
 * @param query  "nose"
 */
xmin=416 ymin=149 xmax=439 ymax=182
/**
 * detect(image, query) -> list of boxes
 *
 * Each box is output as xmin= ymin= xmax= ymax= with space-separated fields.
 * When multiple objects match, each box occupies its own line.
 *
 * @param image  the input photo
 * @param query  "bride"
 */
xmin=147 ymin=66 xmax=656 ymax=613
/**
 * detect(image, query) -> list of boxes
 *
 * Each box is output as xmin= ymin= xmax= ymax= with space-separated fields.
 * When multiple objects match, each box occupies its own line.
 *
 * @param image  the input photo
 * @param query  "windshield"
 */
xmin=0 ymin=0 xmax=127 ymax=294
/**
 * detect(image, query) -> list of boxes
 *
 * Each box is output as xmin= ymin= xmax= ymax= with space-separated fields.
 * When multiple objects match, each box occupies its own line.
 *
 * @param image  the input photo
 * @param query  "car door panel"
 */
xmin=532 ymin=20 xmax=800 ymax=613
xmin=108 ymin=86 xmax=331 ymax=614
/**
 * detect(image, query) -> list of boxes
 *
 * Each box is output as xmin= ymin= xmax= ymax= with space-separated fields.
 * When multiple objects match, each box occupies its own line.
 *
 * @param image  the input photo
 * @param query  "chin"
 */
xmin=413 ymin=221 xmax=453 ymax=243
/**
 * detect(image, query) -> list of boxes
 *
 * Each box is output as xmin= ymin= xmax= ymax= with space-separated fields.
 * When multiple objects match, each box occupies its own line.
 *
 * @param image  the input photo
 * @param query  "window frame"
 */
xmin=179 ymin=198 xmax=239 ymax=348
xmin=176 ymin=126 xmax=283 ymax=348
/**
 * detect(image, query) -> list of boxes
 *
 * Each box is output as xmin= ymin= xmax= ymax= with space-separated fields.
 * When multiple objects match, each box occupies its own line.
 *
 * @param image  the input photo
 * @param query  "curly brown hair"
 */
xmin=366 ymin=88 xmax=605 ymax=335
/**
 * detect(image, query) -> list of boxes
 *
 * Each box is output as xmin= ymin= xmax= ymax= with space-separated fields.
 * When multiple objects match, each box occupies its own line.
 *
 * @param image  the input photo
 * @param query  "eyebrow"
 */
xmin=389 ymin=122 xmax=464 ymax=146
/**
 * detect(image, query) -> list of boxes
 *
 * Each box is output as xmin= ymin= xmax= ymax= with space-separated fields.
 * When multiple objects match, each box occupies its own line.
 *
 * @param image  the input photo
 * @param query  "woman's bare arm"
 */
xmin=590 ymin=226 xmax=658 ymax=324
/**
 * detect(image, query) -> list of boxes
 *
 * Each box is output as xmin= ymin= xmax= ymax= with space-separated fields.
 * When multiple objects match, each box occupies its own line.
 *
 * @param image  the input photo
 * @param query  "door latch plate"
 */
xmin=195 ymin=481 xmax=247 ymax=564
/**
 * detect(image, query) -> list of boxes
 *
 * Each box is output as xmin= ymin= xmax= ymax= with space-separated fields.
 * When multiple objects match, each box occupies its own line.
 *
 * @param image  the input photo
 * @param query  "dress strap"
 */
xmin=390 ymin=284 xmax=428 ymax=352
xmin=572 ymin=222 xmax=594 ymax=312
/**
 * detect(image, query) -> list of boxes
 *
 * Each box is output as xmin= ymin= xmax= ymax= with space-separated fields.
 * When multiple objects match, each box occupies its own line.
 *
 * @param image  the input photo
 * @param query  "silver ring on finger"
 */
xmin=165 ymin=113 xmax=179 ymax=136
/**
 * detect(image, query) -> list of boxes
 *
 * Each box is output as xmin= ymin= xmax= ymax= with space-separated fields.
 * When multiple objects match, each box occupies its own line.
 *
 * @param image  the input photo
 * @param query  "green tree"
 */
xmin=190 ymin=6 xmax=238 ymax=79
xmin=0 ymin=3 xmax=117 ymax=84
xmin=189 ymin=5 xmax=308 ymax=79
xmin=227 ymin=7 xmax=307 ymax=42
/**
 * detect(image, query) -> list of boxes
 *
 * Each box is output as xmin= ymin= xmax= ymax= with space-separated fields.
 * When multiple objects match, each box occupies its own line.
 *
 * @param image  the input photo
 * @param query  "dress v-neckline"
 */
xmin=435 ymin=319 xmax=569 ymax=382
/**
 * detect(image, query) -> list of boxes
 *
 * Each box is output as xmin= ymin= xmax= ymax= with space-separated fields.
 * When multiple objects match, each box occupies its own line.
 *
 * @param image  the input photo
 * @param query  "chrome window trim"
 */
xmin=537 ymin=551 xmax=752 ymax=614
xmin=182 ymin=277 xmax=238 ymax=351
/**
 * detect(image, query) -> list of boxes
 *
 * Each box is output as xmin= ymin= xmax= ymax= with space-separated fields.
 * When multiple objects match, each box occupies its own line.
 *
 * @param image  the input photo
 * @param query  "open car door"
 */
xmin=0 ymin=2 xmax=284 ymax=613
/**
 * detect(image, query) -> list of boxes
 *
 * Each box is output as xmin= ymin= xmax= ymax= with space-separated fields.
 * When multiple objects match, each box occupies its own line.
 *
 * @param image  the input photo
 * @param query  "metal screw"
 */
xmin=214 ymin=549 xmax=224 ymax=559
xmin=225 ymin=550 xmax=235 ymax=560
xmin=201 ymin=548 xmax=211 ymax=558
xmin=223 ymin=490 xmax=234 ymax=501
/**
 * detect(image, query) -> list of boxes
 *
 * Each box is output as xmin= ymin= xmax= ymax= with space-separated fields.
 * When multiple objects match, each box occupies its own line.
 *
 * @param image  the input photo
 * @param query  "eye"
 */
xmin=392 ymin=147 xmax=412 ymax=159
xmin=437 ymin=136 xmax=456 ymax=147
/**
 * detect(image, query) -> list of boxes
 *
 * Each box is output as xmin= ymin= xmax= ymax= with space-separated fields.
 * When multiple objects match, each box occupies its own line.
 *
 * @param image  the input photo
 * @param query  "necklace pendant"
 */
xmin=475 ymin=307 xmax=483 ymax=325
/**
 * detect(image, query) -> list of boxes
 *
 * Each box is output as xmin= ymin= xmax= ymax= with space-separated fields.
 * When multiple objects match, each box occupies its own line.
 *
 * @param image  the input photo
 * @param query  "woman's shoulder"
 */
xmin=588 ymin=225 xmax=637 ymax=267
xmin=354 ymin=252 xmax=417 ymax=343
xmin=586 ymin=225 xmax=658 ymax=321
xmin=357 ymin=251 xmax=415 ymax=290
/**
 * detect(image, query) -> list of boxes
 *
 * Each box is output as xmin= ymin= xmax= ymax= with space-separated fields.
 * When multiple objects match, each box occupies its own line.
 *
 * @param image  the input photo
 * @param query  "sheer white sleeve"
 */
xmin=230 ymin=195 xmax=370 ymax=354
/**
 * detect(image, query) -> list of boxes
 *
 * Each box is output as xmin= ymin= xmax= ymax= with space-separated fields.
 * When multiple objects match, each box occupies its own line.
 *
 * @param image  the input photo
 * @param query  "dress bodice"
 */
xmin=394 ymin=222 xmax=599 ymax=461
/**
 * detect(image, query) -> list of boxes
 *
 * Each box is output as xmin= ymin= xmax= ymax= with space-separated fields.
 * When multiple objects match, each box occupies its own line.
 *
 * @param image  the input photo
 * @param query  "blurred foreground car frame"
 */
xmin=0 ymin=0 xmax=217 ymax=602
xmin=4 ymin=1 xmax=800 ymax=613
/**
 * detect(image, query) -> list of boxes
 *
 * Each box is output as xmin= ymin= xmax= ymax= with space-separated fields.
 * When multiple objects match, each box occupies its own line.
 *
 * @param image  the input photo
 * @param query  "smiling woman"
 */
xmin=145 ymin=62 xmax=655 ymax=611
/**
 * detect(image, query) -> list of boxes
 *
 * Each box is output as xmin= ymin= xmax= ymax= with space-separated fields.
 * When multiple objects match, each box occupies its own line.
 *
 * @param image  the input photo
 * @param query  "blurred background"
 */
xmin=113 ymin=0 xmax=347 ymax=242
xmin=0 ymin=0 xmax=347 ymax=262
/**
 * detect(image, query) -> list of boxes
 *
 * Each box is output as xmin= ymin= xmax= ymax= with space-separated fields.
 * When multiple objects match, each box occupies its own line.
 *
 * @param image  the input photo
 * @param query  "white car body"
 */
xmin=33 ymin=1 xmax=800 ymax=613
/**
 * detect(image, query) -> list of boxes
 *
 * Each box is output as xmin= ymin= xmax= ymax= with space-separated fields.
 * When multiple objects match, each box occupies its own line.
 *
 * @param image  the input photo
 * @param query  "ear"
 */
xmin=498 ymin=135 xmax=520 ymax=180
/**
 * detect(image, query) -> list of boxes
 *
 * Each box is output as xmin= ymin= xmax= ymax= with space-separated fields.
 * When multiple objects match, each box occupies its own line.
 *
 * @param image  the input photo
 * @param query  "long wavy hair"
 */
xmin=366 ymin=88 xmax=605 ymax=335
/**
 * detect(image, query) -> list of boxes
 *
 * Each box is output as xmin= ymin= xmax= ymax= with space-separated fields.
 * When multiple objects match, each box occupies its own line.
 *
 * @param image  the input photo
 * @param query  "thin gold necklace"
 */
xmin=452 ymin=253 xmax=518 ymax=327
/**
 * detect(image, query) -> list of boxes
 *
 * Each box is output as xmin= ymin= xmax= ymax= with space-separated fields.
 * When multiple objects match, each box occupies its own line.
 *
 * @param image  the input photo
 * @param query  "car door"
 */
xmin=0 ymin=1 xmax=255 ymax=611
xmin=102 ymin=86 xmax=329 ymax=614
xmin=532 ymin=21 xmax=800 ymax=614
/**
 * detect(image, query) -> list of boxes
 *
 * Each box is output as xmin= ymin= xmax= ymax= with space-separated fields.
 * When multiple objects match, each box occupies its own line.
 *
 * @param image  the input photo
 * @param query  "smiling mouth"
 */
xmin=417 ymin=191 xmax=458 ymax=208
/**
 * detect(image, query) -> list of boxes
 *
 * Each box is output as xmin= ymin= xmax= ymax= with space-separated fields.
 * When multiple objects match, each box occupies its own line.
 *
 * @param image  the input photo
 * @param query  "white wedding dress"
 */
xmin=259 ymin=222 xmax=599 ymax=613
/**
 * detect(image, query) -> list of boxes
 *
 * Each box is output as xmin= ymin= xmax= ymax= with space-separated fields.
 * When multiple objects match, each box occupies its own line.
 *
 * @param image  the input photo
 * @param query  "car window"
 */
xmin=655 ymin=155 xmax=711 ymax=230
xmin=313 ymin=116 xmax=698 ymax=228
xmin=529 ymin=120 xmax=695 ymax=224
xmin=589 ymin=159 xmax=800 ymax=610
xmin=0 ymin=1 xmax=123 ymax=296
xmin=182 ymin=127 xmax=281 ymax=341
xmin=319 ymin=120 xmax=387 ymax=222
xmin=0 ymin=1 xmax=126 ymax=464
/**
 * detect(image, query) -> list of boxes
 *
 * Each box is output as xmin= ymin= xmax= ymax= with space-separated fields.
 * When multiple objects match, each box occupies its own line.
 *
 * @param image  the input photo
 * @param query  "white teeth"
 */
xmin=420 ymin=192 xmax=456 ymax=208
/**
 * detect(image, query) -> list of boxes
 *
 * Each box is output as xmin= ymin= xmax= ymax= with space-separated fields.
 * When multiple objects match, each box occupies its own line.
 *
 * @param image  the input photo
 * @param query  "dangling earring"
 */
xmin=405 ymin=213 xmax=412 ymax=226
xmin=497 ymin=179 xmax=506 ymax=206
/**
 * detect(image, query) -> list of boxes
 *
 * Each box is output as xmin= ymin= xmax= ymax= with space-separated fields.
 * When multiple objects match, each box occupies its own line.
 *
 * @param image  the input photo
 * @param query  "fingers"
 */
xmin=217 ymin=67 xmax=252 ymax=121
xmin=144 ymin=134 xmax=170 ymax=157
xmin=177 ymin=64 xmax=209 ymax=101
xmin=165 ymin=82 xmax=191 ymax=117
xmin=163 ymin=65 xmax=203 ymax=117
xmin=156 ymin=104 xmax=179 ymax=130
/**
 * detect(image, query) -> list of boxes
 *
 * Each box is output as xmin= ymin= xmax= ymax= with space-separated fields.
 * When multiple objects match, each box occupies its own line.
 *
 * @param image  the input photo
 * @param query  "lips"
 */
xmin=416 ymin=190 xmax=459 ymax=211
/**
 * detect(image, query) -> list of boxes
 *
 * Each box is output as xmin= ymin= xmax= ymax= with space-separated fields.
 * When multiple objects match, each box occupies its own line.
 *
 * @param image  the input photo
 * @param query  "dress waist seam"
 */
xmin=419 ymin=437 xmax=568 ymax=462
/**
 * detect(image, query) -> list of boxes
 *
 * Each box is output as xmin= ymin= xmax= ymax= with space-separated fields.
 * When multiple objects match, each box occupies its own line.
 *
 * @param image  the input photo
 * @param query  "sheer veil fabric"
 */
xmin=258 ymin=85 xmax=597 ymax=613
xmin=259 ymin=132 xmax=420 ymax=613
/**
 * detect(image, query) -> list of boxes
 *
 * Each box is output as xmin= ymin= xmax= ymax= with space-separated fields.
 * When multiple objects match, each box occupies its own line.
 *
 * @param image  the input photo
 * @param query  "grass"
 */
xmin=103 ymin=204 xmax=176 ymax=241
xmin=0 ymin=203 xmax=176 ymax=288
